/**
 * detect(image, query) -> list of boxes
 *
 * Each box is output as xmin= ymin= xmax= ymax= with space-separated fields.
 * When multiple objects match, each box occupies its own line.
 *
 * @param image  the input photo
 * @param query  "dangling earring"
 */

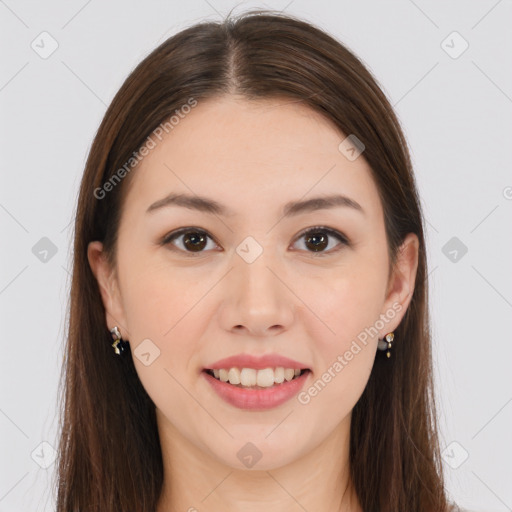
xmin=377 ymin=332 xmax=395 ymax=358
xmin=110 ymin=326 xmax=129 ymax=355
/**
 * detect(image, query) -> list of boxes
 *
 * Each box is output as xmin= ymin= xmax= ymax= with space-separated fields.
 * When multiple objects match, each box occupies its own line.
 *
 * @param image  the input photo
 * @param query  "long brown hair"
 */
xmin=55 ymin=9 xmax=451 ymax=511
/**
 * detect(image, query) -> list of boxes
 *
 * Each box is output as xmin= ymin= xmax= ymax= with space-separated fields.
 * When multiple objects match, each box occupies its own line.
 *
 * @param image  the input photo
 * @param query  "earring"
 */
xmin=110 ymin=326 xmax=129 ymax=355
xmin=377 ymin=332 xmax=395 ymax=358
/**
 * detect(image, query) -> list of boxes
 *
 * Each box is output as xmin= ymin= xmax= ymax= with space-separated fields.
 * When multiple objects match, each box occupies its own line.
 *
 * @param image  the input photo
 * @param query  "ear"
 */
xmin=87 ymin=241 xmax=129 ymax=336
xmin=379 ymin=233 xmax=420 ymax=336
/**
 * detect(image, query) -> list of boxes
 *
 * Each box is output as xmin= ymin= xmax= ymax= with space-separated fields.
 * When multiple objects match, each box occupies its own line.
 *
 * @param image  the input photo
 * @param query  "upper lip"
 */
xmin=205 ymin=353 xmax=310 ymax=370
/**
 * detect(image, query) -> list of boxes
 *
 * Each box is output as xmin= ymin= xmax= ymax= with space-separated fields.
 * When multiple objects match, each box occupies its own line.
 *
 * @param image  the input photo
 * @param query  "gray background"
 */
xmin=1 ymin=0 xmax=511 ymax=510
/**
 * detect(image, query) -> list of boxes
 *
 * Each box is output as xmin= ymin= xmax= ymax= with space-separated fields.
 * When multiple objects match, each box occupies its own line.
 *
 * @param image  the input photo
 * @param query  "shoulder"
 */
xmin=449 ymin=503 xmax=478 ymax=512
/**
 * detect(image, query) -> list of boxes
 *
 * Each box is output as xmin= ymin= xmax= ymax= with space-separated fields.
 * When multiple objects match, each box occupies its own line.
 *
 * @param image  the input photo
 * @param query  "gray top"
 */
xmin=450 ymin=504 xmax=476 ymax=512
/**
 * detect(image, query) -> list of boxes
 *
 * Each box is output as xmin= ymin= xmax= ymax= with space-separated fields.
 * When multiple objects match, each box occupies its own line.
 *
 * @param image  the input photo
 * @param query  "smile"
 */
xmin=202 ymin=367 xmax=311 ymax=410
xmin=207 ymin=367 xmax=305 ymax=387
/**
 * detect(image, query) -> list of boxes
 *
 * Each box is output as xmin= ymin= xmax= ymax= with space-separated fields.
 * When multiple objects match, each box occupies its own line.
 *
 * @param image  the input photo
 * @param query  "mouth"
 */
xmin=202 ymin=367 xmax=312 ymax=410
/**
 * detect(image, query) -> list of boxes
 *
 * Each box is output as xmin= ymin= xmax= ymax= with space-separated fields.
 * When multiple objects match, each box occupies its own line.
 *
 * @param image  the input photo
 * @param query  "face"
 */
xmin=89 ymin=95 xmax=418 ymax=470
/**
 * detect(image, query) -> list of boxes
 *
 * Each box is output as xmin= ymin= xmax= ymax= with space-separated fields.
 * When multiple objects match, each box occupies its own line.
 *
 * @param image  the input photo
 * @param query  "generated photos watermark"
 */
xmin=297 ymin=302 xmax=402 ymax=405
xmin=93 ymin=97 xmax=198 ymax=200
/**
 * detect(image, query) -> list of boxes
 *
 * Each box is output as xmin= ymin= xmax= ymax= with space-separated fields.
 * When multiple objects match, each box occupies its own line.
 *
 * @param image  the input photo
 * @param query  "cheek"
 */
xmin=293 ymin=252 xmax=387 ymax=408
xmin=120 ymin=259 xmax=216 ymax=384
xmin=295 ymin=271 xmax=381 ymax=418
xmin=121 ymin=257 xmax=204 ymax=336
xmin=297 ymin=255 xmax=388 ymax=351
xmin=121 ymin=265 xmax=209 ymax=420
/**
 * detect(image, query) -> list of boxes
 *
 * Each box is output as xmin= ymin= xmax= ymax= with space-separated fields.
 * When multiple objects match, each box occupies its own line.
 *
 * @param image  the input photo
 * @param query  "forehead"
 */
xmin=122 ymin=95 xmax=382 ymax=221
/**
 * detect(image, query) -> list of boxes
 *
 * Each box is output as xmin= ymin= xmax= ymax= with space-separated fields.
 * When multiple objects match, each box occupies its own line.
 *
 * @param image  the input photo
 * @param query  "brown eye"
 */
xmin=293 ymin=227 xmax=348 ymax=255
xmin=162 ymin=226 xmax=349 ymax=257
xmin=182 ymin=231 xmax=207 ymax=251
xmin=304 ymin=231 xmax=329 ymax=252
xmin=162 ymin=228 xmax=217 ymax=254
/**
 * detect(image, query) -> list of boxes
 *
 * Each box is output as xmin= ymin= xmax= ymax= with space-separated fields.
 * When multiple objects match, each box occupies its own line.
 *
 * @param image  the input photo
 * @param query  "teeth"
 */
xmin=240 ymin=368 xmax=257 ymax=386
xmin=227 ymin=367 xmax=241 ymax=385
xmin=274 ymin=367 xmax=285 ymax=384
xmin=209 ymin=366 xmax=306 ymax=387
xmin=284 ymin=368 xmax=295 ymax=381
xmin=256 ymin=368 xmax=274 ymax=387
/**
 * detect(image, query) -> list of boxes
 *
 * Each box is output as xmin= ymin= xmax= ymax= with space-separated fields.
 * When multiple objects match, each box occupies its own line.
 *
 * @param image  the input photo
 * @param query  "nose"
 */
xmin=218 ymin=249 xmax=295 ymax=338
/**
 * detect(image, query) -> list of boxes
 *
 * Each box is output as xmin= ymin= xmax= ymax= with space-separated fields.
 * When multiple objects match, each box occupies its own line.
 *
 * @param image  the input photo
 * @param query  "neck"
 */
xmin=155 ymin=412 xmax=362 ymax=512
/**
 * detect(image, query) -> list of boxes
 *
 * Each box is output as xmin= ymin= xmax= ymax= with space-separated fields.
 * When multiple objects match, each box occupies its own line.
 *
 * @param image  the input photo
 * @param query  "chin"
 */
xmin=207 ymin=435 xmax=307 ymax=471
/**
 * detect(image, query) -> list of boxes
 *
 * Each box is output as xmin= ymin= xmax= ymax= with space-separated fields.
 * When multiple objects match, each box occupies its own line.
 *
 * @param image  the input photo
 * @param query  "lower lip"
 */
xmin=202 ymin=370 xmax=311 ymax=410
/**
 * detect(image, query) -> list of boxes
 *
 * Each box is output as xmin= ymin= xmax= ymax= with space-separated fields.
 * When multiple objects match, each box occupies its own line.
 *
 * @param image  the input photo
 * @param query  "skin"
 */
xmin=88 ymin=95 xmax=419 ymax=512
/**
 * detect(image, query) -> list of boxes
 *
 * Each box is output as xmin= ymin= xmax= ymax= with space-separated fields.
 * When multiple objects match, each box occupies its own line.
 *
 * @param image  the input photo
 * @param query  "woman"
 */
xmin=55 ymin=9 xmax=466 ymax=512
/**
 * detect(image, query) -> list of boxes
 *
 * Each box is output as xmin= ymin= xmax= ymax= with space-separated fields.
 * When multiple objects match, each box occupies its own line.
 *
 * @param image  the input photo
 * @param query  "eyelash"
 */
xmin=160 ymin=226 xmax=350 ymax=257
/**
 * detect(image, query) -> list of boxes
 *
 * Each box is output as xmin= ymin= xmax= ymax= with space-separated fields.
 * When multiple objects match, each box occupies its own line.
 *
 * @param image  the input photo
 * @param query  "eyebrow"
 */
xmin=146 ymin=192 xmax=365 ymax=217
